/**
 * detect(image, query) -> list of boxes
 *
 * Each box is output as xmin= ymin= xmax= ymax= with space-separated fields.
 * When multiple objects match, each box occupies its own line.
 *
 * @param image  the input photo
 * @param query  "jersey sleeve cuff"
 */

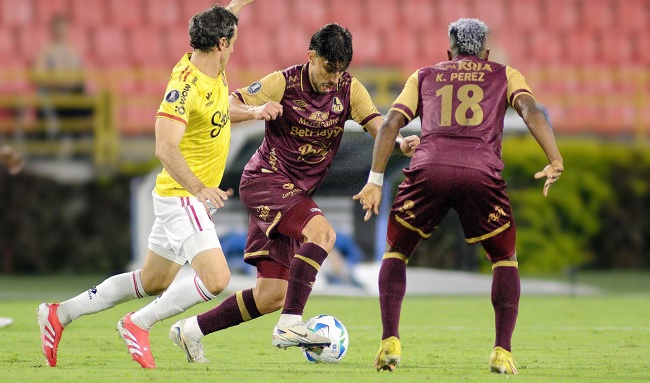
xmin=390 ymin=104 xmax=414 ymax=122
xmin=156 ymin=112 xmax=187 ymax=126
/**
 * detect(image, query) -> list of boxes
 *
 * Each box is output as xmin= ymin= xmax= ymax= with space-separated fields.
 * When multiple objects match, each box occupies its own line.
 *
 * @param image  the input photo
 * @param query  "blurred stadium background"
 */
xmin=0 ymin=0 xmax=648 ymax=289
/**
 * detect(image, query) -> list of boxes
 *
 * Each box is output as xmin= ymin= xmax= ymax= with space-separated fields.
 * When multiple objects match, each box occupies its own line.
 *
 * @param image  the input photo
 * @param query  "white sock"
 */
xmin=277 ymin=314 xmax=302 ymax=327
xmin=182 ymin=316 xmax=204 ymax=341
xmin=58 ymin=270 xmax=148 ymax=327
xmin=131 ymin=274 xmax=216 ymax=330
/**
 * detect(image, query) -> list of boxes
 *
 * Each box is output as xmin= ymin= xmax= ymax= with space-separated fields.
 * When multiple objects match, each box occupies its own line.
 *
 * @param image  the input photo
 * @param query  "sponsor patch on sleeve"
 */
xmin=165 ymin=90 xmax=180 ymax=103
xmin=247 ymin=81 xmax=262 ymax=94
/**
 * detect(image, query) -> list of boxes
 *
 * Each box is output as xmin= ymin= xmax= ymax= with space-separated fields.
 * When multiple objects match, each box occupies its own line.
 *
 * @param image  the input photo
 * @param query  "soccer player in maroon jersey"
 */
xmin=354 ymin=18 xmax=564 ymax=373
xmin=168 ymin=23 xmax=419 ymax=360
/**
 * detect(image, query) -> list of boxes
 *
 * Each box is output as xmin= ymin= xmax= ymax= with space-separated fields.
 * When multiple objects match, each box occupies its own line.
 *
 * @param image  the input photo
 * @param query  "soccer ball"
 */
xmin=302 ymin=315 xmax=349 ymax=363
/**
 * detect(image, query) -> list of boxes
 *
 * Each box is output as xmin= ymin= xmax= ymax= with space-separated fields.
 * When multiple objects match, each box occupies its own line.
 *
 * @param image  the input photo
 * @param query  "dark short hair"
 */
xmin=309 ymin=23 xmax=353 ymax=71
xmin=189 ymin=5 xmax=239 ymax=53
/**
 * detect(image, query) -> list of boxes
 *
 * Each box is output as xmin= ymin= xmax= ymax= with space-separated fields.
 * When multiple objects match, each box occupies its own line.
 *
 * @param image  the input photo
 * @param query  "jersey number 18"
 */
xmin=435 ymin=84 xmax=484 ymax=127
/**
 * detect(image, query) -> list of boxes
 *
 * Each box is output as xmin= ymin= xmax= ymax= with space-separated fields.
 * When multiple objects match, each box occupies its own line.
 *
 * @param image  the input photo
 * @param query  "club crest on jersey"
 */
xmin=331 ymin=97 xmax=343 ymax=112
xmin=165 ymin=90 xmax=180 ymax=103
xmin=247 ymin=81 xmax=262 ymax=94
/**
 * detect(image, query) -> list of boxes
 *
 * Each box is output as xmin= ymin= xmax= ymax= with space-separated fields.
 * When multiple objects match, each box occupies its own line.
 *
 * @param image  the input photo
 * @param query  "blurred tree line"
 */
xmin=0 ymin=137 xmax=648 ymax=275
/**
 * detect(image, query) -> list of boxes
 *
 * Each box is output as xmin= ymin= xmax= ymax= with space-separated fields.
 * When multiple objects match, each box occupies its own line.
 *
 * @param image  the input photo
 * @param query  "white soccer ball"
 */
xmin=302 ymin=314 xmax=349 ymax=363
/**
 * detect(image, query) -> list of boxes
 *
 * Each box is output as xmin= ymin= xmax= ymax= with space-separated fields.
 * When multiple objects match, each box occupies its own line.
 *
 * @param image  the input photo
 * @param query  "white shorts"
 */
xmin=147 ymin=191 xmax=221 ymax=265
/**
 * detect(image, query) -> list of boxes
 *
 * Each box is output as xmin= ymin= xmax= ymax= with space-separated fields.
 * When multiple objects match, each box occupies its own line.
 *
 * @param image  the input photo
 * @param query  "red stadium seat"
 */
xmin=34 ymin=0 xmax=68 ymax=24
xmin=327 ymin=0 xmax=365 ymax=34
xmin=70 ymin=0 xmax=106 ymax=27
xmin=382 ymin=28 xmax=420 ymax=67
xmin=128 ymin=27 xmax=167 ymax=67
xmin=180 ymin=0 xmax=215 ymax=23
xmin=143 ymin=0 xmax=181 ymax=26
xmin=472 ymin=0 xmax=506 ymax=31
xmin=634 ymin=32 xmax=650 ymax=65
xmin=163 ymin=26 xmax=192 ymax=63
xmin=349 ymin=29 xmax=382 ymax=67
xmin=576 ymin=0 xmax=614 ymax=31
xmin=416 ymin=30 xmax=449 ymax=68
xmin=18 ymin=26 xmax=50 ymax=66
xmin=272 ymin=26 xmax=311 ymax=68
xmin=399 ymin=0 xmax=435 ymax=32
xmin=613 ymin=0 xmax=648 ymax=32
xmin=527 ymin=31 xmax=564 ymax=67
xmin=290 ymin=0 xmax=328 ymax=31
xmin=1 ymin=0 xmax=34 ymax=26
xmin=0 ymin=27 xmax=16 ymax=60
xmin=435 ymin=0 xmax=472 ymax=25
xmin=365 ymin=0 xmax=399 ymax=32
xmin=543 ymin=0 xmax=579 ymax=31
xmin=507 ymin=0 xmax=542 ymax=32
xmin=563 ymin=30 xmax=598 ymax=66
xmin=599 ymin=32 xmax=634 ymax=67
xmin=251 ymin=0 xmax=290 ymax=29
xmin=231 ymin=27 xmax=276 ymax=73
xmin=107 ymin=0 xmax=145 ymax=28
xmin=92 ymin=28 xmax=129 ymax=68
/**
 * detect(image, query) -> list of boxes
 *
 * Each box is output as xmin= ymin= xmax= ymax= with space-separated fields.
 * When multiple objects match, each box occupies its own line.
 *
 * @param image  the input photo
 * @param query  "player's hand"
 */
xmin=253 ymin=101 xmax=283 ymax=121
xmin=400 ymin=135 xmax=420 ymax=157
xmin=353 ymin=183 xmax=383 ymax=221
xmin=225 ymin=0 xmax=254 ymax=16
xmin=534 ymin=160 xmax=564 ymax=197
xmin=196 ymin=187 xmax=234 ymax=212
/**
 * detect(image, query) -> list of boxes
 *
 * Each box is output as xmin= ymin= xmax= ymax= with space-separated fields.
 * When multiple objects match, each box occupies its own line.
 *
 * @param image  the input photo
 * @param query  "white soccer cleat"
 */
xmin=272 ymin=322 xmax=332 ymax=349
xmin=169 ymin=320 xmax=209 ymax=364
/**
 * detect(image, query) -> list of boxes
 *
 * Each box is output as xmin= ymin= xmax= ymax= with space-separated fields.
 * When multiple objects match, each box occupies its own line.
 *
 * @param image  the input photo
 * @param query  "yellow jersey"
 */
xmin=154 ymin=53 xmax=231 ymax=197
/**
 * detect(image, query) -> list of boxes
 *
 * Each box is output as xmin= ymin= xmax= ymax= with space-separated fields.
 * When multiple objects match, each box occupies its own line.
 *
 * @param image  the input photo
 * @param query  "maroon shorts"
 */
xmin=239 ymin=173 xmax=323 ymax=272
xmin=386 ymin=164 xmax=516 ymax=261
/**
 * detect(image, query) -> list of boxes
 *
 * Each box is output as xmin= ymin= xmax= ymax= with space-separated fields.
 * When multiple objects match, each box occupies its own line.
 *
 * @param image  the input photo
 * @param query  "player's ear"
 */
xmin=307 ymin=50 xmax=316 ymax=64
xmin=219 ymin=37 xmax=228 ymax=51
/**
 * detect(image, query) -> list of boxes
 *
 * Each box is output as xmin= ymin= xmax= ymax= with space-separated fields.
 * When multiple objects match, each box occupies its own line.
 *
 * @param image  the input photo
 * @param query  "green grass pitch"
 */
xmin=0 ymin=274 xmax=649 ymax=383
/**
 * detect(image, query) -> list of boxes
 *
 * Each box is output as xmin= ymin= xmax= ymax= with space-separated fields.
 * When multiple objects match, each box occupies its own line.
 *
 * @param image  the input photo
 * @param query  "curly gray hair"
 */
xmin=448 ymin=18 xmax=489 ymax=56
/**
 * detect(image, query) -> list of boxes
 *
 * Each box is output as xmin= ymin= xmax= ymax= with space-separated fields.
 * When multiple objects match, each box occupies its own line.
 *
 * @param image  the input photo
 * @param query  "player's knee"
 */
xmin=255 ymin=288 xmax=285 ymax=314
xmin=200 ymin=269 xmax=231 ymax=295
xmin=308 ymin=227 xmax=336 ymax=253
xmin=140 ymin=271 xmax=173 ymax=295
xmin=141 ymin=278 xmax=170 ymax=296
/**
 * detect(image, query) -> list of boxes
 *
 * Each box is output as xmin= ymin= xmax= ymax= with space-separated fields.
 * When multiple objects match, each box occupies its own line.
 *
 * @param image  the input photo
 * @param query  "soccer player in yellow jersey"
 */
xmin=37 ymin=0 xmax=254 ymax=369
xmin=355 ymin=18 xmax=563 ymax=373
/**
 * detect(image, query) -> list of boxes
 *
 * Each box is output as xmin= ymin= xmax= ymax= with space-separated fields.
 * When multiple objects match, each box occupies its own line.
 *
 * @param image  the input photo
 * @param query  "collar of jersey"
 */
xmin=184 ymin=53 xmax=221 ymax=85
xmin=301 ymin=62 xmax=340 ymax=93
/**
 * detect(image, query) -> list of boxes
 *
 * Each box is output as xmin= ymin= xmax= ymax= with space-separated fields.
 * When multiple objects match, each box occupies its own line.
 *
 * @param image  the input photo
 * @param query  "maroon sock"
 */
xmin=282 ymin=242 xmax=328 ymax=315
xmin=379 ymin=257 xmax=407 ymax=340
xmin=197 ymin=288 xmax=262 ymax=335
xmin=491 ymin=263 xmax=520 ymax=351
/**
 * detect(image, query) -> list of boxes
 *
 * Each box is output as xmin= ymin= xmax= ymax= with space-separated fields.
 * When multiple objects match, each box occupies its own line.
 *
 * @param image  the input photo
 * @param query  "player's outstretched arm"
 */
xmin=514 ymin=94 xmax=564 ymax=196
xmin=353 ymin=110 xmax=408 ymax=221
xmin=225 ymin=0 xmax=254 ymax=17
xmin=229 ymin=95 xmax=283 ymax=123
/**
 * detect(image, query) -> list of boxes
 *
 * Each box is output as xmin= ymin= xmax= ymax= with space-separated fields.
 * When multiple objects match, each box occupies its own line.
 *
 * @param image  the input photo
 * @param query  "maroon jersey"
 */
xmin=233 ymin=63 xmax=381 ymax=192
xmin=391 ymin=56 xmax=534 ymax=173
